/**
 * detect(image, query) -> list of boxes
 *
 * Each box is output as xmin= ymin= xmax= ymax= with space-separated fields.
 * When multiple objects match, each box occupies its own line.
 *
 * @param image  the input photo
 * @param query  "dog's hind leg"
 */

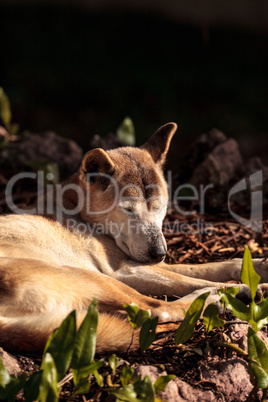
xmin=0 ymin=312 xmax=140 ymax=355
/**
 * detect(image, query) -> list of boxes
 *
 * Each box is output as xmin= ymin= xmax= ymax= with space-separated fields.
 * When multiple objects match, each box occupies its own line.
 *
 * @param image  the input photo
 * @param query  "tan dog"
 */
xmin=0 ymin=123 xmax=267 ymax=354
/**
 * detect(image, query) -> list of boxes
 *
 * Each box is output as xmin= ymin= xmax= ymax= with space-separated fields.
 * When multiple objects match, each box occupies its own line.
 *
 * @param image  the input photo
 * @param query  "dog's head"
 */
xmin=79 ymin=122 xmax=177 ymax=263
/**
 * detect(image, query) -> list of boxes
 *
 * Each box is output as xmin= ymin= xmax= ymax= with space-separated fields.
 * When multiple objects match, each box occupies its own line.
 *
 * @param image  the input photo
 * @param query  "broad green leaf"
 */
xmin=0 ymin=87 xmax=12 ymax=128
xmin=124 ymin=302 xmax=151 ymax=330
xmin=37 ymin=353 xmax=58 ymax=402
xmin=109 ymin=354 xmax=119 ymax=375
xmin=133 ymin=376 xmax=155 ymax=401
xmin=71 ymin=298 xmax=98 ymax=372
xmin=218 ymin=287 xmax=239 ymax=311
xmin=93 ymin=369 xmax=103 ymax=387
xmin=110 ymin=383 xmax=139 ymax=402
xmin=0 ymin=356 xmax=10 ymax=387
xmin=72 ymin=360 xmax=104 ymax=384
xmin=241 ymin=246 xmax=260 ymax=300
xmin=154 ymin=375 xmax=176 ymax=394
xmin=219 ymin=290 xmax=268 ymax=332
xmin=248 ymin=327 xmax=268 ymax=388
xmin=120 ymin=365 xmax=134 ymax=387
xmin=253 ymin=297 xmax=268 ymax=323
xmin=111 ymin=376 xmax=155 ymax=402
xmin=24 ymin=371 xmax=43 ymax=402
xmin=139 ymin=316 xmax=158 ymax=352
xmin=203 ymin=303 xmax=225 ymax=333
xmin=218 ymin=290 xmax=251 ymax=322
xmin=3 ymin=375 xmax=27 ymax=402
xmin=116 ymin=117 xmax=135 ymax=146
xmin=223 ymin=287 xmax=240 ymax=297
xmin=0 ymin=357 xmax=27 ymax=402
xmin=249 ymin=299 xmax=268 ymax=332
xmin=175 ymin=292 xmax=210 ymax=345
xmin=72 ymin=376 xmax=90 ymax=396
xmin=43 ymin=310 xmax=76 ymax=381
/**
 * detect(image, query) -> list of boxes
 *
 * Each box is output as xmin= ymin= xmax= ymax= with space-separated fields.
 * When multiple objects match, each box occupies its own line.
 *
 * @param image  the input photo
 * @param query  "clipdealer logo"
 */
xmin=228 ymin=170 xmax=263 ymax=233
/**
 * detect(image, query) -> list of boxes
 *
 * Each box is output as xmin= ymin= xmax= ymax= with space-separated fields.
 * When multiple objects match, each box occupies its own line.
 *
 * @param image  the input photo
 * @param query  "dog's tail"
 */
xmin=0 ymin=312 xmax=139 ymax=355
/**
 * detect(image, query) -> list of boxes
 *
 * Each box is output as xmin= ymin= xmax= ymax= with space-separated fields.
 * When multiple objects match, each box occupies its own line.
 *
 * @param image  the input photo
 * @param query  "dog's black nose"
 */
xmin=149 ymin=246 xmax=167 ymax=263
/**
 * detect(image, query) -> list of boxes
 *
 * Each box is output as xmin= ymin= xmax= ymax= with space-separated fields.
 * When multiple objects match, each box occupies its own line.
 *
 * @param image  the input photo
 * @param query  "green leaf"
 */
xmin=93 ymin=369 xmax=103 ymax=387
xmin=249 ymin=299 xmax=268 ymax=332
xmin=110 ymin=376 xmax=156 ymax=402
xmin=132 ymin=376 xmax=155 ymax=401
xmin=44 ymin=310 xmax=76 ymax=381
xmin=219 ymin=290 xmax=268 ymax=332
xmin=203 ymin=303 xmax=225 ymax=333
xmin=37 ymin=353 xmax=59 ymax=402
xmin=154 ymin=375 xmax=176 ymax=394
xmin=72 ymin=362 xmax=105 ymax=396
xmin=218 ymin=290 xmax=251 ymax=322
xmin=72 ymin=376 xmax=90 ymax=396
xmin=248 ymin=327 xmax=268 ymax=388
xmin=73 ymin=360 xmax=104 ymax=382
xmin=0 ymin=87 xmax=12 ymax=128
xmin=116 ymin=117 xmax=135 ymax=146
xmin=24 ymin=371 xmax=43 ymax=402
xmin=139 ymin=316 xmax=158 ymax=352
xmin=71 ymin=298 xmax=98 ymax=372
xmin=120 ymin=365 xmax=134 ymax=387
xmin=174 ymin=291 xmax=210 ymax=345
xmin=241 ymin=246 xmax=260 ymax=300
xmin=109 ymin=354 xmax=119 ymax=375
xmin=124 ymin=302 xmax=151 ymax=330
xmin=3 ymin=375 xmax=27 ymax=402
xmin=110 ymin=383 xmax=139 ymax=402
xmin=218 ymin=287 xmax=239 ymax=311
xmin=223 ymin=287 xmax=240 ymax=297
xmin=253 ymin=297 xmax=268 ymax=324
xmin=0 ymin=356 xmax=10 ymax=387
xmin=0 ymin=357 xmax=27 ymax=402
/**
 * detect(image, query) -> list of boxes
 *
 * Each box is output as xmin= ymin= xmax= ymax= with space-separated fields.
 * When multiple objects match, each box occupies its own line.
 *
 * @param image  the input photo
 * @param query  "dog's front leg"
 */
xmin=157 ymin=258 xmax=268 ymax=284
xmin=114 ymin=262 xmax=250 ymax=298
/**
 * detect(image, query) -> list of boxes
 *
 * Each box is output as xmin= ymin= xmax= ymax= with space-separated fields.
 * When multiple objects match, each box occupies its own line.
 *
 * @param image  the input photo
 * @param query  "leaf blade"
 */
xmin=44 ymin=310 xmax=76 ymax=381
xmin=248 ymin=327 xmax=268 ymax=388
xmin=203 ymin=303 xmax=225 ymax=333
xmin=241 ymin=246 xmax=260 ymax=300
xmin=71 ymin=298 xmax=98 ymax=372
xmin=175 ymin=291 xmax=210 ymax=345
xmin=139 ymin=316 xmax=158 ymax=352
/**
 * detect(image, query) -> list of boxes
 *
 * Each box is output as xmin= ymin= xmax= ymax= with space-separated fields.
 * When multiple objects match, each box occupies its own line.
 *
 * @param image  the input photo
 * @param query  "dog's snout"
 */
xmin=149 ymin=244 xmax=167 ymax=263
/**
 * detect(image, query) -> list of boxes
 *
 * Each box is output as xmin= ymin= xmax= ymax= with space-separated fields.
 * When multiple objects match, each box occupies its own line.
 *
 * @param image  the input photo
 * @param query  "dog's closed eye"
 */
xmin=120 ymin=206 xmax=135 ymax=215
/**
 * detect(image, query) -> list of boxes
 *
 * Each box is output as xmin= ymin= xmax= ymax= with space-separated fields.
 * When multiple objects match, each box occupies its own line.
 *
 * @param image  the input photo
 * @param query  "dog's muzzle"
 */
xmin=149 ymin=243 xmax=167 ymax=263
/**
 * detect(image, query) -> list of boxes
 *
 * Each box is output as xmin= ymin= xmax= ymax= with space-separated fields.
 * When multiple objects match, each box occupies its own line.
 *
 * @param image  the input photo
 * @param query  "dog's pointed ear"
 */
xmin=79 ymin=148 xmax=115 ymax=183
xmin=141 ymin=122 xmax=177 ymax=166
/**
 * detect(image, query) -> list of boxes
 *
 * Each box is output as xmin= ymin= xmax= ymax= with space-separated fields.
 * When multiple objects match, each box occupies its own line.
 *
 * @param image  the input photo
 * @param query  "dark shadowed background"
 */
xmin=1 ymin=0 xmax=268 ymax=165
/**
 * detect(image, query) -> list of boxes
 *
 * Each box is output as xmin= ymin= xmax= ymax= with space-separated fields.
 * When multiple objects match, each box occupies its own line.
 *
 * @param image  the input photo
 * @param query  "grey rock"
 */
xmin=0 ymin=131 xmax=83 ymax=180
xmin=201 ymin=357 xmax=253 ymax=401
xmin=0 ymin=347 xmax=21 ymax=376
xmin=135 ymin=365 xmax=217 ymax=401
